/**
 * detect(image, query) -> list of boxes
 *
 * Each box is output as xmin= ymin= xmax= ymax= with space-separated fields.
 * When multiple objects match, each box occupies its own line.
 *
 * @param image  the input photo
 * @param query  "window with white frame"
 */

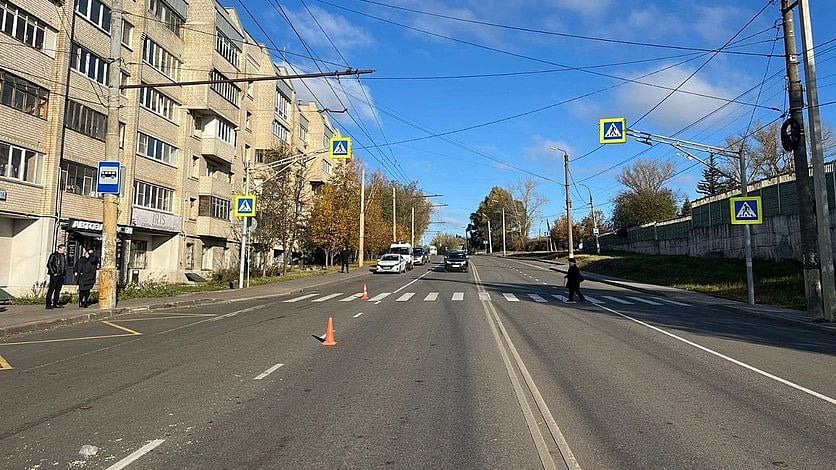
xmin=65 ymin=100 xmax=107 ymax=141
xmin=210 ymin=197 xmax=230 ymax=220
xmin=61 ymin=160 xmax=96 ymax=196
xmin=121 ymin=19 xmax=133 ymax=46
xmin=143 ymin=37 xmax=180 ymax=80
xmin=0 ymin=140 xmax=40 ymax=183
xmin=216 ymin=118 xmax=235 ymax=145
xmin=215 ymin=30 xmax=239 ymax=68
xmin=139 ymin=84 xmax=177 ymax=121
xmin=298 ymin=117 xmax=309 ymax=146
xmin=0 ymin=0 xmax=48 ymax=50
xmin=0 ymin=69 xmax=49 ymax=119
xmin=71 ymin=42 xmax=108 ymax=85
xmin=133 ymin=180 xmax=173 ymax=212
xmin=74 ymin=0 xmax=111 ymax=33
xmin=136 ymin=131 xmax=177 ymax=165
xmin=148 ymin=0 xmax=183 ymax=37
xmin=275 ymin=91 xmax=290 ymax=120
xmin=272 ymin=120 xmax=289 ymax=143
xmin=321 ymin=158 xmax=331 ymax=175
xmin=209 ymin=69 xmax=238 ymax=106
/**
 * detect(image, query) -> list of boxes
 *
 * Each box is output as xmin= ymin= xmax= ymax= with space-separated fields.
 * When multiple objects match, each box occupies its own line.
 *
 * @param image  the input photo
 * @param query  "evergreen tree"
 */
xmin=681 ymin=197 xmax=692 ymax=217
xmin=696 ymin=154 xmax=733 ymax=196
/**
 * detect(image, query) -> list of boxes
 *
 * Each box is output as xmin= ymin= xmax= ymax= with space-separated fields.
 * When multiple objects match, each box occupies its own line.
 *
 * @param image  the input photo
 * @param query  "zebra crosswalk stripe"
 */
xmin=312 ymin=293 xmax=343 ymax=303
xmin=479 ymin=292 xmax=491 ymax=301
xmin=655 ymin=297 xmax=691 ymax=306
xmin=368 ymin=292 xmax=391 ymax=302
xmin=396 ymin=293 xmax=415 ymax=302
xmin=284 ymin=293 xmax=319 ymax=303
xmin=584 ymin=295 xmax=604 ymax=304
xmin=339 ymin=293 xmax=363 ymax=302
xmin=528 ymin=294 xmax=547 ymax=303
xmin=627 ymin=296 xmax=663 ymax=306
xmin=552 ymin=294 xmax=568 ymax=303
xmin=602 ymin=295 xmax=632 ymax=304
xmin=424 ymin=292 xmax=439 ymax=301
xmin=451 ymin=292 xmax=464 ymax=301
xmin=502 ymin=293 xmax=519 ymax=302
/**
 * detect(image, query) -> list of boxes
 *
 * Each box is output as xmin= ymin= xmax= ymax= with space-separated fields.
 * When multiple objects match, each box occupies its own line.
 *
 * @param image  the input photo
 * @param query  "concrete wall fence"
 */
xmin=599 ymin=162 xmax=836 ymax=261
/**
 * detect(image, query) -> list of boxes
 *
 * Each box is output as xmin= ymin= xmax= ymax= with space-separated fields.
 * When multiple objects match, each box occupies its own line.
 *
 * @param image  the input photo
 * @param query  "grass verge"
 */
xmin=566 ymin=252 xmax=806 ymax=310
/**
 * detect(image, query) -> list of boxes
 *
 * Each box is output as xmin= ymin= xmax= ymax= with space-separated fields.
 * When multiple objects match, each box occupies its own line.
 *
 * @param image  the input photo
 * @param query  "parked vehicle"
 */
xmin=389 ymin=243 xmax=414 ymax=270
xmin=412 ymin=247 xmax=426 ymax=266
xmin=444 ymin=251 xmax=468 ymax=272
xmin=374 ymin=254 xmax=408 ymax=274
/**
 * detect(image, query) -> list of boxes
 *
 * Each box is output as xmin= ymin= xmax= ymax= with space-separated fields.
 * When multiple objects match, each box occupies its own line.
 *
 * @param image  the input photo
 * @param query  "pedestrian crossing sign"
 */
xmin=599 ymin=117 xmax=628 ymax=144
xmin=329 ymin=136 xmax=352 ymax=160
xmin=730 ymin=196 xmax=762 ymax=225
xmin=233 ymin=195 xmax=257 ymax=217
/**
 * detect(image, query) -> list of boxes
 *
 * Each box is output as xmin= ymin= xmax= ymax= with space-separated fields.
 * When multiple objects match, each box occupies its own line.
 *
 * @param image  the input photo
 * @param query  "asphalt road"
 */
xmin=1 ymin=255 xmax=834 ymax=469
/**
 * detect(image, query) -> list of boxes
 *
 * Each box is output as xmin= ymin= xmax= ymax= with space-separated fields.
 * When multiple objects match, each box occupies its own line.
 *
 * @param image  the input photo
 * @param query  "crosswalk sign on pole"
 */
xmin=329 ymin=136 xmax=352 ymax=160
xmin=729 ymin=196 xmax=763 ymax=224
xmin=599 ymin=117 xmax=628 ymax=144
xmin=233 ymin=195 xmax=257 ymax=217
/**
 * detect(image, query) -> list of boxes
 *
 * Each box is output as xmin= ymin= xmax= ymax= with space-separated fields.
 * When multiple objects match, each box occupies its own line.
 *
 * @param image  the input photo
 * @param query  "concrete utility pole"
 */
xmin=798 ymin=0 xmax=836 ymax=321
xmin=99 ymin=0 xmax=124 ymax=309
xmin=563 ymin=151 xmax=574 ymax=259
xmin=588 ymin=191 xmax=600 ymax=255
xmin=487 ymin=220 xmax=493 ymax=254
xmin=358 ymin=169 xmax=365 ymax=268
xmin=737 ymin=146 xmax=756 ymax=305
xmin=392 ymin=186 xmax=396 ymax=243
xmin=781 ymin=0 xmax=825 ymax=319
xmin=411 ymin=206 xmax=415 ymax=247
xmin=501 ymin=208 xmax=507 ymax=256
xmin=546 ymin=218 xmax=552 ymax=251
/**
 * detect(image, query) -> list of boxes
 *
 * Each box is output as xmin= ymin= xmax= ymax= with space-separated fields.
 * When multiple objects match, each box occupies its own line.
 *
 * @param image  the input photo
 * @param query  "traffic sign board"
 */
xmin=97 ymin=161 xmax=121 ymax=194
xmin=234 ymin=195 xmax=257 ymax=217
xmin=599 ymin=118 xmax=627 ymax=144
xmin=329 ymin=136 xmax=352 ymax=159
xmin=730 ymin=196 xmax=763 ymax=225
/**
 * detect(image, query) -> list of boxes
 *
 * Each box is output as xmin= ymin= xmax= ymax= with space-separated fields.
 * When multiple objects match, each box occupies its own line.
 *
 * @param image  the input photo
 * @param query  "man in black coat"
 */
xmin=74 ymin=249 xmax=97 ymax=308
xmin=564 ymin=257 xmax=586 ymax=302
xmin=45 ymin=244 xmax=67 ymax=309
xmin=340 ymin=248 xmax=350 ymax=273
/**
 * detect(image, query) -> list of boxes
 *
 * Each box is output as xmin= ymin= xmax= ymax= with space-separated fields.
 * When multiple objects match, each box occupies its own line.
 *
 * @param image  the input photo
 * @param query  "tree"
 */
xmin=469 ymin=187 xmax=526 ymax=251
xmin=507 ymin=178 xmax=548 ymax=247
xmin=611 ymin=158 xmax=679 ymax=230
xmin=617 ymin=158 xmax=676 ymax=193
xmin=430 ymin=233 xmax=464 ymax=254
xmin=696 ymin=153 xmax=734 ymax=197
xmin=680 ymin=197 xmax=693 ymax=217
xmin=306 ymin=161 xmax=360 ymax=266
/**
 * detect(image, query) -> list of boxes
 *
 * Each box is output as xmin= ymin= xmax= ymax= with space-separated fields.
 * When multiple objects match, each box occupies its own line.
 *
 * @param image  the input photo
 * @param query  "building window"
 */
xmin=185 ymin=242 xmax=194 ymax=269
xmin=119 ymin=122 xmax=125 ymax=148
xmin=215 ymin=30 xmax=239 ymax=68
xmin=143 ymin=37 xmax=180 ymax=81
xmin=148 ymin=0 xmax=183 ymax=37
xmin=75 ymin=0 xmax=111 ymax=33
xmin=129 ymin=240 xmax=147 ymax=268
xmin=255 ymin=149 xmax=266 ymax=164
xmin=65 ymin=100 xmax=106 ymax=140
xmin=275 ymin=91 xmax=290 ymax=120
xmin=0 ymin=0 xmax=48 ymax=50
xmin=272 ymin=120 xmax=289 ymax=143
xmin=139 ymin=84 xmax=177 ymax=121
xmin=298 ymin=120 xmax=308 ymax=146
xmin=321 ymin=158 xmax=331 ymax=175
xmin=70 ymin=42 xmax=108 ymax=85
xmin=191 ymin=155 xmax=199 ymax=178
xmin=0 ymin=141 xmax=40 ymax=183
xmin=137 ymin=132 xmax=177 ymax=165
xmin=61 ymin=160 xmax=97 ymax=196
xmin=209 ymin=69 xmax=238 ymax=106
xmin=244 ymin=144 xmax=250 ymax=162
xmin=210 ymin=196 xmax=230 ymax=220
xmin=133 ymin=180 xmax=173 ymax=212
xmin=216 ymin=118 xmax=235 ymax=145
xmin=245 ymin=111 xmax=251 ymax=130
xmin=188 ymin=197 xmax=197 ymax=219
xmin=0 ymin=69 xmax=49 ymax=119
xmin=122 ymin=19 xmax=133 ymax=46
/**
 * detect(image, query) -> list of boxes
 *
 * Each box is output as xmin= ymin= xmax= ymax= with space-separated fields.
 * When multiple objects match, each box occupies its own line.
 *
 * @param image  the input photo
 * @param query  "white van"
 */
xmin=428 ymin=245 xmax=438 ymax=256
xmin=389 ymin=243 xmax=414 ymax=270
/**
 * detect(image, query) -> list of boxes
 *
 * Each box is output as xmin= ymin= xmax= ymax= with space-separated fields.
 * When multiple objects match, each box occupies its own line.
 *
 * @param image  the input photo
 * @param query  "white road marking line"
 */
xmin=479 ymin=292 xmax=491 ymax=301
xmin=254 ymin=363 xmax=284 ymax=380
xmin=655 ymin=297 xmax=691 ymax=306
xmin=396 ymin=293 xmax=415 ymax=302
xmin=507 ymin=259 xmax=549 ymax=271
xmin=352 ymin=312 xmax=364 ymax=318
xmin=208 ymin=304 xmax=266 ymax=322
xmin=552 ymin=295 xmax=568 ymax=303
xmin=392 ymin=269 xmax=433 ymax=294
xmin=528 ymin=294 xmax=548 ymax=303
xmin=284 ymin=293 xmax=319 ymax=303
xmin=584 ymin=295 xmax=604 ymax=304
xmin=602 ymin=295 xmax=633 ymax=304
xmin=368 ymin=292 xmax=391 ymax=302
xmin=452 ymin=292 xmax=464 ymax=301
xmin=627 ymin=296 xmax=663 ymax=306
xmin=594 ymin=303 xmax=836 ymax=406
xmin=503 ymin=293 xmax=520 ymax=302
xmin=424 ymin=292 xmax=439 ymax=301
xmin=105 ymin=439 xmax=166 ymax=470
xmin=542 ymin=282 xmax=549 ymax=285
xmin=312 ymin=293 xmax=343 ymax=303
xmin=339 ymin=293 xmax=362 ymax=302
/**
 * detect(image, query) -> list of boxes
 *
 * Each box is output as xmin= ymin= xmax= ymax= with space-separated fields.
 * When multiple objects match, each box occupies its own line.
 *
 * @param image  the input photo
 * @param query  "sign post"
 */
xmin=234 ymin=194 xmax=256 ymax=289
xmin=730 ymin=196 xmax=763 ymax=225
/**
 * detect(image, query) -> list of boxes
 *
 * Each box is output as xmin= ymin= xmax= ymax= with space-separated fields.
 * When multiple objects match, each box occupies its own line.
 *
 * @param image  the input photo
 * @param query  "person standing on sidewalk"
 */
xmin=45 ymin=244 xmax=67 ymax=309
xmin=340 ymin=247 xmax=350 ymax=273
xmin=74 ymin=249 xmax=97 ymax=308
xmin=564 ymin=257 xmax=586 ymax=302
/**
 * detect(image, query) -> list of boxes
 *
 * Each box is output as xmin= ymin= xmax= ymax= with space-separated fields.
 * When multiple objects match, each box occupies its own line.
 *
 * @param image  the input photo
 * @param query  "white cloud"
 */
xmin=549 ymin=0 xmax=612 ymax=15
xmin=525 ymin=135 xmax=575 ymax=161
xmin=283 ymin=62 xmax=379 ymax=123
xmin=284 ymin=5 xmax=373 ymax=51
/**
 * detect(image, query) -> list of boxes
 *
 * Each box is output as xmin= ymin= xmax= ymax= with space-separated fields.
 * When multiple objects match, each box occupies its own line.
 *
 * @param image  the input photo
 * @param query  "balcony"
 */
xmin=198 ymin=175 xmax=233 ymax=198
xmin=201 ymin=137 xmax=236 ymax=164
xmin=196 ymin=216 xmax=232 ymax=240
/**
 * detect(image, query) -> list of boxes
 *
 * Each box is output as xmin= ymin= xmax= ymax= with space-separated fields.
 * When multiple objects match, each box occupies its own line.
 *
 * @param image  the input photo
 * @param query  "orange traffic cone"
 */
xmin=360 ymin=284 xmax=369 ymax=300
xmin=323 ymin=317 xmax=336 ymax=346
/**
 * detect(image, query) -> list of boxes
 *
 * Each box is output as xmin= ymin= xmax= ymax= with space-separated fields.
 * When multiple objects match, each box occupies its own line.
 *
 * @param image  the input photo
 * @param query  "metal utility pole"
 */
xmin=588 ymin=192 xmax=600 ymax=255
xmin=546 ymin=218 xmax=553 ymax=252
xmin=358 ymin=169 xmax=365 ymax=268
xmin=487 ymin=220 xmax=493 ymax=254
xmin=563 ymin=151 xmax=575 ymax=259
xmin=501 ymin=208 xmax=507 ymax=256
xmin=781 ymin=0 xmax=825 ymax=319
xmin=98 ymin=0 xmax=124 ymax=309
xmin=238 ymin=162 xmax=250 ymax=289
xmin=392 ymin=186 xmax=397 ymax=242
xmin=737 ymin=146 xmax=756 ymax=306
xmin=798 ymin=0 xmax=836 ymax=321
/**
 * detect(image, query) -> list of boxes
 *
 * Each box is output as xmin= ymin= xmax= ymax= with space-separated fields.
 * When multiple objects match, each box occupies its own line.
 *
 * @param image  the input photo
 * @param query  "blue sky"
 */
xmin=235 ymin=0 xmax=836 ymax=238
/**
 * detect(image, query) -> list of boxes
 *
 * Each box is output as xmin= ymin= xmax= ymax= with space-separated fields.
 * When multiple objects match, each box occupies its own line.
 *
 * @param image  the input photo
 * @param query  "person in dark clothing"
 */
xmin=340 ymin=248 xmax=350 ymax=273
xmin=45 ymin=244 xmax=67 ymax=309
xmin=564 ymin=257 xmax=585 ymax=302
xmin=74 ymin=249 xmax=97 ymax=308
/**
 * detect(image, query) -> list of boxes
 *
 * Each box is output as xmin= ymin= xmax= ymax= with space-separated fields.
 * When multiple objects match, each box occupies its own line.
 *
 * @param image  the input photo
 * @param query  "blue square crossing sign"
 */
xmin=599 ymin=118 xmax=627 ymax=144
xmin=329 ymin=136 xmax=352 ymax=160
xmin=730 ymin=196 xmax=762 ymax=225
xmin=233 ymin=195 xmax=257 ymax=217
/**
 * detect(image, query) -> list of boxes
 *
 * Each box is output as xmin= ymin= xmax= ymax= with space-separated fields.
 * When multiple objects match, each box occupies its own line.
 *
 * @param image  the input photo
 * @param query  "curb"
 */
xmin=0 ymin=271 xmax=370 ymax=339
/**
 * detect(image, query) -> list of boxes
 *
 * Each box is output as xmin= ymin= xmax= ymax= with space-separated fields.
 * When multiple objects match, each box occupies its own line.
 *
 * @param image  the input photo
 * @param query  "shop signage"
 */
xmin=68 ymin=219 xmax=133 ymax=235
xmin=131 ymin=207 xmax=182 ymax=232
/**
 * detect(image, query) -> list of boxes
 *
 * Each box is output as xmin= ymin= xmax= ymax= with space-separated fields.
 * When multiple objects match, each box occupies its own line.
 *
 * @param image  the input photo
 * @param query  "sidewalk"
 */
xmin=508 ymin=255 xmax=836 ymax=335
xmin=0 ymin=269 xmax=370 ymax=338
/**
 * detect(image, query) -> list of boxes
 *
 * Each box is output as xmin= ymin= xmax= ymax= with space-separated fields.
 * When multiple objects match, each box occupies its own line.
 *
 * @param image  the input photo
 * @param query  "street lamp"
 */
xmin=575 ymin=182 xmax=600 ymax=254
xmin=549 ymin=146 xmax=574 ymax=259
xmin=489 ymin=196 xmax=508 ymax=256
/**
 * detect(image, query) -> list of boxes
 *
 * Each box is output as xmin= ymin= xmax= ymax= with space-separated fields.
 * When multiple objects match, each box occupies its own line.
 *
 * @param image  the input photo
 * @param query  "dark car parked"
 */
xmin=444 ymin=251 xmax=468 ymax=272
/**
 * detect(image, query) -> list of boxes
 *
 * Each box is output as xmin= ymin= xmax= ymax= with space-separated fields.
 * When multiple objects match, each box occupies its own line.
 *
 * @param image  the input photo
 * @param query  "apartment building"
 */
xmin=0 ymin=0 xmax=338 ymax=295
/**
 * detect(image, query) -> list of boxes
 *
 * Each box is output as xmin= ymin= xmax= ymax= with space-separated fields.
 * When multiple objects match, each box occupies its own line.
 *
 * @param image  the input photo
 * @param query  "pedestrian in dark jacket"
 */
xmin=340 ymin=248 xmax=350 ymax=273
xmin=45 ymin=244 xmax=67 ymax=309
xmin=564 ymin=257 xmax=585 ymax=302
xmin=75 ymin=249 xmax=97 ymax=308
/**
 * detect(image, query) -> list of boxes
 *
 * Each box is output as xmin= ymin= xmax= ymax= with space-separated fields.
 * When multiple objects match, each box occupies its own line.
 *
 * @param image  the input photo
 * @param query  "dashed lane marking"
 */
xmin=312 ymin=293 xmax=343 ymax=303
xmin=105 ymin=439 xmax=166 ymax=470
xmin=254 ymin=363 xmax=284 ymax=380
xmin=352 ymin=312 xmax=365 ymax=318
